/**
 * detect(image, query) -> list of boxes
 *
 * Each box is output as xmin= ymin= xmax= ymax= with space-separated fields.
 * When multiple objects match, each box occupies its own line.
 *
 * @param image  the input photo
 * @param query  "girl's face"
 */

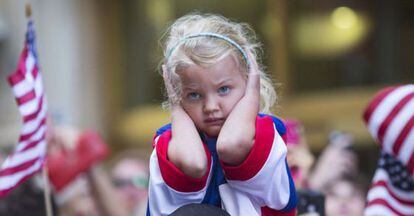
xmin=178 ymin=55 xmax=247 ymax=137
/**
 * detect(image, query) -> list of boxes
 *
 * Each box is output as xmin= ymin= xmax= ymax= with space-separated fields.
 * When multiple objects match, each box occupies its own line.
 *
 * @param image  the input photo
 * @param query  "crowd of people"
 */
xmin=0 ymin=11 xmax=412 ymax=216
xmin=0 ymin=121 xmax=371 ymax=216
xmin=284 ymin=120 xmax=367 ymax=216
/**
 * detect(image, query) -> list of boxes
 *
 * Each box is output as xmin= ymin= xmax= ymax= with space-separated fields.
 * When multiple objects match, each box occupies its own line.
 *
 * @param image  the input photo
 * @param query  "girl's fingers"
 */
xmin=162 ymin=64 xmax=175 ymax=98
xmin=245 ymin=51 xmax=260 ymax=96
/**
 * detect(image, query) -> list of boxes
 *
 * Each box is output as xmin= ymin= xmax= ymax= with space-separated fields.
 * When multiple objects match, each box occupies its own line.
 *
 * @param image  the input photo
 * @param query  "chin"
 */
xmin=204 ymin=128 xmax=221 ymax=138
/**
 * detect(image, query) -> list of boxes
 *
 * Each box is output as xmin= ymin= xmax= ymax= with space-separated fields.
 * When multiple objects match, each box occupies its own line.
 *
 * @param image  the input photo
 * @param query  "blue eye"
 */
xmin=187 ymin=92 xmax=201 ymax=100
xmin=218 ymin=86 xmax=230 ymax=95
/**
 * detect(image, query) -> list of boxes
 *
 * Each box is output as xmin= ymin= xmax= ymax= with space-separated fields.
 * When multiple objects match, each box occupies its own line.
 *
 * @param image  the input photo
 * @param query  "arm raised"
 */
xmin=163 ymin=65 xmax=207 ymax=178
xmin=216 ymin=53 xmax=260 ymax=165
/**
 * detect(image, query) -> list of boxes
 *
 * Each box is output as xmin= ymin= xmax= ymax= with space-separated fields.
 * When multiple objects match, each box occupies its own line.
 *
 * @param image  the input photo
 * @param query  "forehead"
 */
xmin=178 ymin=55 xmax=244 ymax=85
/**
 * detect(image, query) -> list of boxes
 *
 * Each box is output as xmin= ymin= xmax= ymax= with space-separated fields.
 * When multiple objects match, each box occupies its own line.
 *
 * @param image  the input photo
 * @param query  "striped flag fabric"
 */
xmin=365 ymin=152 xmax=414 ymax=215
xmin=0 ymin=20 xmax=48 ymax=197
xmin=363 ymin=84 xmax=414 ymax=215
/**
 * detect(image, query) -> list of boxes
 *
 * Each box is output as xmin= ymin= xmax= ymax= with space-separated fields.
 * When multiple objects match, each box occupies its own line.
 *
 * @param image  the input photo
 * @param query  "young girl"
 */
xmin=147 ymin=13 xmax=297 ymax=216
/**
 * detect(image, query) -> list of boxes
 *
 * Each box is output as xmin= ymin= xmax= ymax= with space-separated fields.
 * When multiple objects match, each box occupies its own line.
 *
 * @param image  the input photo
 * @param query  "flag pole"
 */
xmin=42 ymin=165 xmax=53 ymax=216
xmin=25 ymin=3 xmax=32 ymax=18
xmin=25 ymin=3 xmax=53 ymax=216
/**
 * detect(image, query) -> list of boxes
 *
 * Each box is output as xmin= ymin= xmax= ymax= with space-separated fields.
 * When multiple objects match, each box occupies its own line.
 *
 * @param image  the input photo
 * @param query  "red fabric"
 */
xmin=366 ymin=199 xmax=404 ymax=216
xmin=220 ymin=115 xmax=275 ymax=181
xmin=363 ymin=86 xmax=398 ymax=124
xmin=155 ymin=130 xmax=212 ymax=192
xmin=377 ymin=92 xmax=414 ymax=146
xmin=0 ymin=158 xmax=39 ymax=177
xmin=408 ymin=150 xmax=414 ymax=174
xmin=19 ymin=117 xmax=46 ymax=142
xmin=47 ymin=131 xmax=110 ymax=191
xmin=16 ymin=89 xmax=36 ymax=105
xmin=371 ymin=180 xmax=414 ymax=205
xmin=261 ymin=207 xmax=296 ymax=216
xmin=393 ymin=116 xmax=414 ymax=156
xmin=23 ymin=95 xmax=44 ymax=122
xmin=6 ymin=47 xmax=28 ymax=86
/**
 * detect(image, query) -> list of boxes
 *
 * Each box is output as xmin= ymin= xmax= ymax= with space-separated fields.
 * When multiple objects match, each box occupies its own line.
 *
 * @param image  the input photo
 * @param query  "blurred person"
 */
xmin=55 ymin=176 xmax=99 ymax=216
xmin=0 ymin=178 xmax=58 ymax=216
xmin=303 ymin=131 xmax=364 ymax=216
xmin=285 ymin=121 xmax=362 ymax=216
xmin=284 ymin=119 xmax=315 ymax=189
xmin=148 ymin=13 xmax=297 ymax=215
xmin=323 ymin=175 xmax=366 ymax=216
xmin=285 ymin=120 xmax=324 ymax=216
xmin=47 ymin=125 xmax=130 ymax=216
xmin=308 ymin=131 xmax=358 ymax=191
xmin=47 ymin=125 xmax=100 ymax=216
xmin=111 ymin=155 xmax=149 ymax=215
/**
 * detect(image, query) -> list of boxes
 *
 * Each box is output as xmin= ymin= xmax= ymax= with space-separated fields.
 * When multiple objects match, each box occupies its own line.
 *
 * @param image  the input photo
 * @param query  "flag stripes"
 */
xmin=0 ymin=20 xmax=48 ymax=197
xmin=365 ymin=165 xmax=414 ymax=215
xmin=364 ymin=84 xmax=414 ymax=175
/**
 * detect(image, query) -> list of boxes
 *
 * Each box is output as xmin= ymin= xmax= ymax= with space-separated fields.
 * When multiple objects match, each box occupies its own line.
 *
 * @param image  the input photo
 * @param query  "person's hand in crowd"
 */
xmin=308 ymin=132 xmax=357 ymax=191
xmin=46 ymin=125 xmax=81 ymax=155
xmin=46 ymin=125 xmax=129 ymax=216
xmin=284 ymin=119 xmax=315 ymax=188
xmin=287 ymin=143 xmax=315 ymax=188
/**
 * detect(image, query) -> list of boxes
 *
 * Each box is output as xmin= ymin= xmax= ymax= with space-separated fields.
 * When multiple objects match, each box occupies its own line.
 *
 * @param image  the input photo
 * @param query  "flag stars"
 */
xmin=392 ymin=175 xmax=400 ymax=182
xmin=365 ymin=85 xmax=414 ymax=215
xmin=381 ymin=153 xmax=414 ymax=191
xmin=379 ymin=159 xmax=385 ymax=166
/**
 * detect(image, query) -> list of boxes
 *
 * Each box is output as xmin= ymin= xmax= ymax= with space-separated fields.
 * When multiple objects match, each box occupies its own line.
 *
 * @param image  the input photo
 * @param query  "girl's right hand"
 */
xmin=161 ymin=65 xmax=207 ymax=178
xmin=216 ymin=51 xmax=260 ymax=166
xmin=162 ymin=65 xmax=176 ymax=107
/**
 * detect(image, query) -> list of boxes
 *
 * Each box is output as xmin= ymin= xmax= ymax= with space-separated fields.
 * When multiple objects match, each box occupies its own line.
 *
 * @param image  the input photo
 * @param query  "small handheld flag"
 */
xmin=0 ymin=19 xmax=48 ymax=197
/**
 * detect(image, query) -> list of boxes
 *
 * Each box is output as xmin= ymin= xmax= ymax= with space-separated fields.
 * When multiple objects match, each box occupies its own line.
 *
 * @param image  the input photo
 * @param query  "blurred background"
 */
xmin=0 ymin=0 xmax=413 ymax=196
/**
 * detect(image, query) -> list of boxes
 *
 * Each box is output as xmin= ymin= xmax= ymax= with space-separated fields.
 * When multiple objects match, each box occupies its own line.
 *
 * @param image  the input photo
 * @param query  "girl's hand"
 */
xmin=162 ymin=65 xmax=207 ymax=178
xmin=162 ymin=65 xmax=178 ymax=107
xmin=243 ymin=51 xmax=261 ymax=110
xmin=216 ymin=52 xmax=260 ymax=165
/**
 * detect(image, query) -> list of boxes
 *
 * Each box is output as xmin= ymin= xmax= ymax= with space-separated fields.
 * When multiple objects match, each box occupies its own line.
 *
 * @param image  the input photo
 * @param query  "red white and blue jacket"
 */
xmin=147 ymin=114 xmax=297 ymax=216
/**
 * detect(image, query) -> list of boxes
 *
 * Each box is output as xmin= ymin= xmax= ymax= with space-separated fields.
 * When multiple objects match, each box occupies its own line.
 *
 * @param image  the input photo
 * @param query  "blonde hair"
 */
xmin=160 ymin=13 xmax=277 ymax=114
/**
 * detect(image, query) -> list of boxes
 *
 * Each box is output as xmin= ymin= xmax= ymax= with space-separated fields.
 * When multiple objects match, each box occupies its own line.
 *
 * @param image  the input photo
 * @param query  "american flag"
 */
xmin=365 ymin=152 xmax=414 ymax=215
xmin=363 ymin=84 xmax=414 ymax=215
xmin=0 ymin=20 xmax=48 ymax=197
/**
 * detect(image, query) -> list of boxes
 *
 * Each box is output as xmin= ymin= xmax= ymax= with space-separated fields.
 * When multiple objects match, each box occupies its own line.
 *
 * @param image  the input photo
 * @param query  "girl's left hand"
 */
xmin=216 ymin=51 xmax=261 ymax=165
xmin=243 ymin=51 xmax=260 ymax=112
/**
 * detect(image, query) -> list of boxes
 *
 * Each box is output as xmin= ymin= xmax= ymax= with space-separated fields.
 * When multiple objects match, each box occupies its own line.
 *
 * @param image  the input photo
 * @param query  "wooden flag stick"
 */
xmin=25 ymin=3 xmax=32 ymax=18
xmin=42 ymin=165 xmax=53 ymax=216
xmin=25 ymin=4 xmax=52 ymax=214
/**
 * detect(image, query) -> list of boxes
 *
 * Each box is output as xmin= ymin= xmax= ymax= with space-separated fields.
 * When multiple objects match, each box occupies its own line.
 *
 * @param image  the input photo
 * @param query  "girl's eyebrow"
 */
xmin=214 ymin=77 xmax=233 ymax=86
xmin=182 ymin=84 xmax=199 ymax=91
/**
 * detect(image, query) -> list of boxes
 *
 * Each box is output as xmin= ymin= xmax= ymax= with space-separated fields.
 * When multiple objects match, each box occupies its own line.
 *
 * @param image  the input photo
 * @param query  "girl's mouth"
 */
xmin=204 ymin=118 xmax=224 ymax=125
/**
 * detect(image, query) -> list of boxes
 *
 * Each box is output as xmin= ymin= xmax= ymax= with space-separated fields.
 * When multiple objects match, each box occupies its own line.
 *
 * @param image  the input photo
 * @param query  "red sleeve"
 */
xmin=261 ymin=207 xmax=297 ymax=216
xmin=220 ymin=115 xmax=275 ymax=181
xmin=155 ymin=130 xmax=212 ymax=192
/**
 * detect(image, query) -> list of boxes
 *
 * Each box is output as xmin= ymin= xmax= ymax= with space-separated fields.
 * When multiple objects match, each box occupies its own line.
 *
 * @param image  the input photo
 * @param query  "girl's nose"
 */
xmin=203 ymin=96 xmax=220 ymax=113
